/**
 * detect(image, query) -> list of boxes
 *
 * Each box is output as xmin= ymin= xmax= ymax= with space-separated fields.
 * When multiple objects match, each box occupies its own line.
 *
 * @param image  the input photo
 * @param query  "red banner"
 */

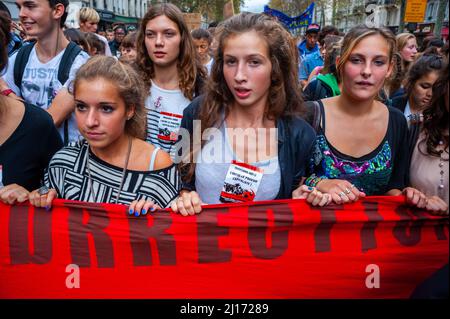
xmin=0 ymin=197 xmax=448 ymax=299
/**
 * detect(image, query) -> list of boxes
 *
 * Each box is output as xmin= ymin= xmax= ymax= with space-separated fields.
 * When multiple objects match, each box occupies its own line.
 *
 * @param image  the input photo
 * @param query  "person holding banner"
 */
xmin=28 ymin=56 xmax=180 ymax=215
xmin=136 ymin=3 xmax=206 ymax=156
xmin=171 ymin=13 xmax=330 ymax=216
xmin=304 ymin=25 xmax=431 ymax=210
xmin=408 ymin=63 xmax=449 ymax=214
xmin=0 ymin=12 xmax=62 ymax=205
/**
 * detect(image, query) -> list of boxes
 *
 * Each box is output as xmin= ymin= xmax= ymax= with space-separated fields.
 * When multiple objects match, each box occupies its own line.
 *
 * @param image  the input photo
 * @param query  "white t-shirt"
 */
xmin=145 ymin=81 xmax=191 ymax=154
xmin=404 ymin=101 xmax=412 ymax=119
xmin=205 ymin=58 xmax=214 ymax=75
xmin=3 ymin=45 xmax=89 ymax=143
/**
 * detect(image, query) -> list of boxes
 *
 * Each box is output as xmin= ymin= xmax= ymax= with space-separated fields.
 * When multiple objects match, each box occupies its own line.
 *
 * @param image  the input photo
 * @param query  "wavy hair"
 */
xmin=72 ymin=56 xmax=147 ymax=140
xmin=136 ymin=3 xmax=204 ymax=100
xmin=404 ymin=52 xmax=445 ymax=98
xmin=391 ymin=33 xmax=417 ymax=93
xmin=182 ymin=12 xmax=303 ymax=182
xmin=419 ymin=62 xmax=449 ymax=158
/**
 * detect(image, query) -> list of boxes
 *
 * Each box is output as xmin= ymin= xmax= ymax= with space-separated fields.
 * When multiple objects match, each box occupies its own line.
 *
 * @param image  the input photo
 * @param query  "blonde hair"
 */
xmin=396 ymin=32 xmax=416 ymax=53
xmin=78 ymin=7 xmax=100 ymax=24
xmin=337 ymin=25 xmax=396 ymax=82
xmin=396 ymin=32 xmax=417 ymax=72
xmin=73 ymin=56 xmax=147 ymax=140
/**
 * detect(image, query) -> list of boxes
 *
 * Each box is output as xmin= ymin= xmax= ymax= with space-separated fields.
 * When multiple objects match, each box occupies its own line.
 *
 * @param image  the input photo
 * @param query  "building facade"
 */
xmin=66 ymin=0 xmax=149 ymax=30
xmin=333 ymin=0 xmax=448 ymax=41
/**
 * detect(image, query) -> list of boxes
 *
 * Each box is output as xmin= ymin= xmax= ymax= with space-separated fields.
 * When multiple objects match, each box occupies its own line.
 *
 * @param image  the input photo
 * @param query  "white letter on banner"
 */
xmin=365 ymin=264 xmax=380 ymax=289
xmin=65 ymin=264 xmax=80 ymax=289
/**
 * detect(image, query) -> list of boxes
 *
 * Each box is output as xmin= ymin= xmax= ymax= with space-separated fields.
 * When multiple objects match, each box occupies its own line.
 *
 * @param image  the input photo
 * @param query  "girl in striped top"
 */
xmin=29 ymin=56 xmax=180 ymax=216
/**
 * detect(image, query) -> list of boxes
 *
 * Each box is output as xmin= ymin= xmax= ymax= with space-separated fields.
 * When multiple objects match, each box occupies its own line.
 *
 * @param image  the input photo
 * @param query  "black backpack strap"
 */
xmin=304 ymin=100 xmax=323 ymax=133
xmin=314 ymin=78 xmax=323 ymax=100
xmin=312 ymin=101 xmax=323 ymax=132
xmin=57 ymin=41 xmax=82 ymax=85
xmin=58 ymin=42 xmax=82 ymax=146
xmin=13 ymin=42 xmax=35 ymax=89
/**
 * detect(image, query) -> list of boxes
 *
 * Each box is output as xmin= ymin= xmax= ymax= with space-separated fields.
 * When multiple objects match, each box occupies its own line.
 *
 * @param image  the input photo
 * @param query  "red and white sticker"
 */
xmin=220 ymin=160 xmax=264 ymax=203
xmin=157 ymin=111 xmax=183 ymax=142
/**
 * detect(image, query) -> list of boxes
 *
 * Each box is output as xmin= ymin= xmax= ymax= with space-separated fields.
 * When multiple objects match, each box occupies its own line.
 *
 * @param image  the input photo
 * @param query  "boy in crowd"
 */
xmin=0 ymin=0 xmax=89 ymax=144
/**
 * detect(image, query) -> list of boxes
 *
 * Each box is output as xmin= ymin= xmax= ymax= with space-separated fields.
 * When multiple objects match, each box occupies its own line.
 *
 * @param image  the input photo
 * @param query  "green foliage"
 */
xmin=149 ymin=0 xmax=245 ymax=22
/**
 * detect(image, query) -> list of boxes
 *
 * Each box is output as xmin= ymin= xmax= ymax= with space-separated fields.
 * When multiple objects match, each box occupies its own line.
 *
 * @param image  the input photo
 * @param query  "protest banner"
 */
xmin=0 ymin=197 xmax=447 ymax=298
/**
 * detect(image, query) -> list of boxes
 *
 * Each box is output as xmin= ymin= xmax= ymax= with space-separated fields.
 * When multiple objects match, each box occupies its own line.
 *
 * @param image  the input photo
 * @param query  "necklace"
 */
xmin=438 ymin=140 xmax=446 ymax=198
xmin=86 ymin=136 xmax=133 ymax=204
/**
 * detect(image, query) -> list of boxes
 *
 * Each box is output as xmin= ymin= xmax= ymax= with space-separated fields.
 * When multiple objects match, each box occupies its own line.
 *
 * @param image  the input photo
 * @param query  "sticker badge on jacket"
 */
xmin=220 ymin=161 xmax=264 ymax=203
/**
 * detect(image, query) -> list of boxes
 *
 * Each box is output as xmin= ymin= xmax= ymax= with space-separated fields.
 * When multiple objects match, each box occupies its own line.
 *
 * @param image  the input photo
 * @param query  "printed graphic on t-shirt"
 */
xmin=21 ymin=67 xmax=60 ymax=109
xmin=158 ymin=112 xmax=183 ymax=142
xmin=145 ymin=83 xmax=191 ymax=154
xmin=3 ymin=47 xmax=89 ymax=143
xmin=220 ymin=161 xmax=264 ymax=203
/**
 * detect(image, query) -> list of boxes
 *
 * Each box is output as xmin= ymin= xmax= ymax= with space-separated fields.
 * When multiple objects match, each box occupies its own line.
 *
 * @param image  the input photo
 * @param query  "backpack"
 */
xmin=304 ymin=100 xmax=324 ymax=133
xmin=13 ymin=41 xmax=82 ymax=145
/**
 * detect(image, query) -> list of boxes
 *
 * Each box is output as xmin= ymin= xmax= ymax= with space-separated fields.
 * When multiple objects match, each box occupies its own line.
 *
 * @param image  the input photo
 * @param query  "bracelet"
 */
xmin=0 ymin=89 xmax=13 ymax=96
xmin=305 ymin=174 xmax=328 ymax=188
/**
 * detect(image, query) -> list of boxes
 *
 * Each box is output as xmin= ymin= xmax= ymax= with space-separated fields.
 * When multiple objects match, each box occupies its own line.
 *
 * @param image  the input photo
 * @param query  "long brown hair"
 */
xmin=404 ymin=52 xmax=445 ymax=98
xmin=182 ymin=12 xmax=303 ymax=182
xmin=136 ymin=3 xmax=204 ymax=100
xmin=419 ymin=62 xmax=449 ymax=158
xmin=389 ymin=33 xmax=417 ymax=95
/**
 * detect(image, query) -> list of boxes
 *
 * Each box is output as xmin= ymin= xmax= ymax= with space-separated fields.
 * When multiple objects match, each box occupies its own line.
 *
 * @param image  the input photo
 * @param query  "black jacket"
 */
xmin=303 ymin=78 xmax=334 ymax=102
xmin=177 ymin=96 xmax=317 ymax=199
xmin=391 ymin=94 xmax=408 ymax=113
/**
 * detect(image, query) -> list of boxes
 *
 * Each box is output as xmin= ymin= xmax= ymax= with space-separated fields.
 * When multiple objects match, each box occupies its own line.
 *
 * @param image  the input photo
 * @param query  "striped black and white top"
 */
xmin=44 ymin=140 xmax=180 ymax=207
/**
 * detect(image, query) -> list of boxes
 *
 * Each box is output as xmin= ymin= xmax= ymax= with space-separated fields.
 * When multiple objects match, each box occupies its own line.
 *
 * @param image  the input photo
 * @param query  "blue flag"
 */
xmin=264 ymin=2 xmax=315 ymax=31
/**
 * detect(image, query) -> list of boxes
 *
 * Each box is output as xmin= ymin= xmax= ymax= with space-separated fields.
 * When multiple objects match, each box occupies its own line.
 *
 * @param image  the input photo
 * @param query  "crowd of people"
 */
xmin=0 ymin=0 xmax=448 ymax=218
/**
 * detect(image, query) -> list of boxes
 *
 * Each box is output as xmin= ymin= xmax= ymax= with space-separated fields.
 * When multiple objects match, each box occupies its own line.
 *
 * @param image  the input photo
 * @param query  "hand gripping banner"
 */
xmin=0 ymin=197 xmax=448 ymax=298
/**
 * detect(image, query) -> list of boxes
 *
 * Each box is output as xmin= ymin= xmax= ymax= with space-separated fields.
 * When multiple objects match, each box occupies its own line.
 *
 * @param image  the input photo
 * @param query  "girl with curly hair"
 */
xmin=171 ymin=13 xmax=328 ymax=215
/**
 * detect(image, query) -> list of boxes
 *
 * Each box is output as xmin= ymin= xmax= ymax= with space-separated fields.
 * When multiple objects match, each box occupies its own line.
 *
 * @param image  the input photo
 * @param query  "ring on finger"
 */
xmin=38 ymin=186 xmax=49 ymax=196
xmin=338 ymin=191 xmax=346 ymax=198
xmin=344 ymin=188 xmax=351 ymax=195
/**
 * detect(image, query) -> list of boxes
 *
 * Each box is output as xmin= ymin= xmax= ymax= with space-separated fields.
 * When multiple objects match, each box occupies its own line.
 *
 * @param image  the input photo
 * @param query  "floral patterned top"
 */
xmin=305 ymin=100 xmax=408 ymax=195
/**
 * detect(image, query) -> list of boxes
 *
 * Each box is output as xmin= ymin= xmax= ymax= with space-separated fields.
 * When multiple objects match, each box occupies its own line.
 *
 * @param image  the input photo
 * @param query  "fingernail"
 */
xmin=151 ymin=207 xmax=156 ymax=212
xmin=134 ymin=211 xmax=139 ymax=217
xmin=129 ymin=209 xmax=133 ymax=215
xmin=45 ymin=206 xmax=50 ymax=211
xmin=308 ymin=187 xmax=314 ymax=191
xmin=141 ymin=209 xmax=147 ymax=215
